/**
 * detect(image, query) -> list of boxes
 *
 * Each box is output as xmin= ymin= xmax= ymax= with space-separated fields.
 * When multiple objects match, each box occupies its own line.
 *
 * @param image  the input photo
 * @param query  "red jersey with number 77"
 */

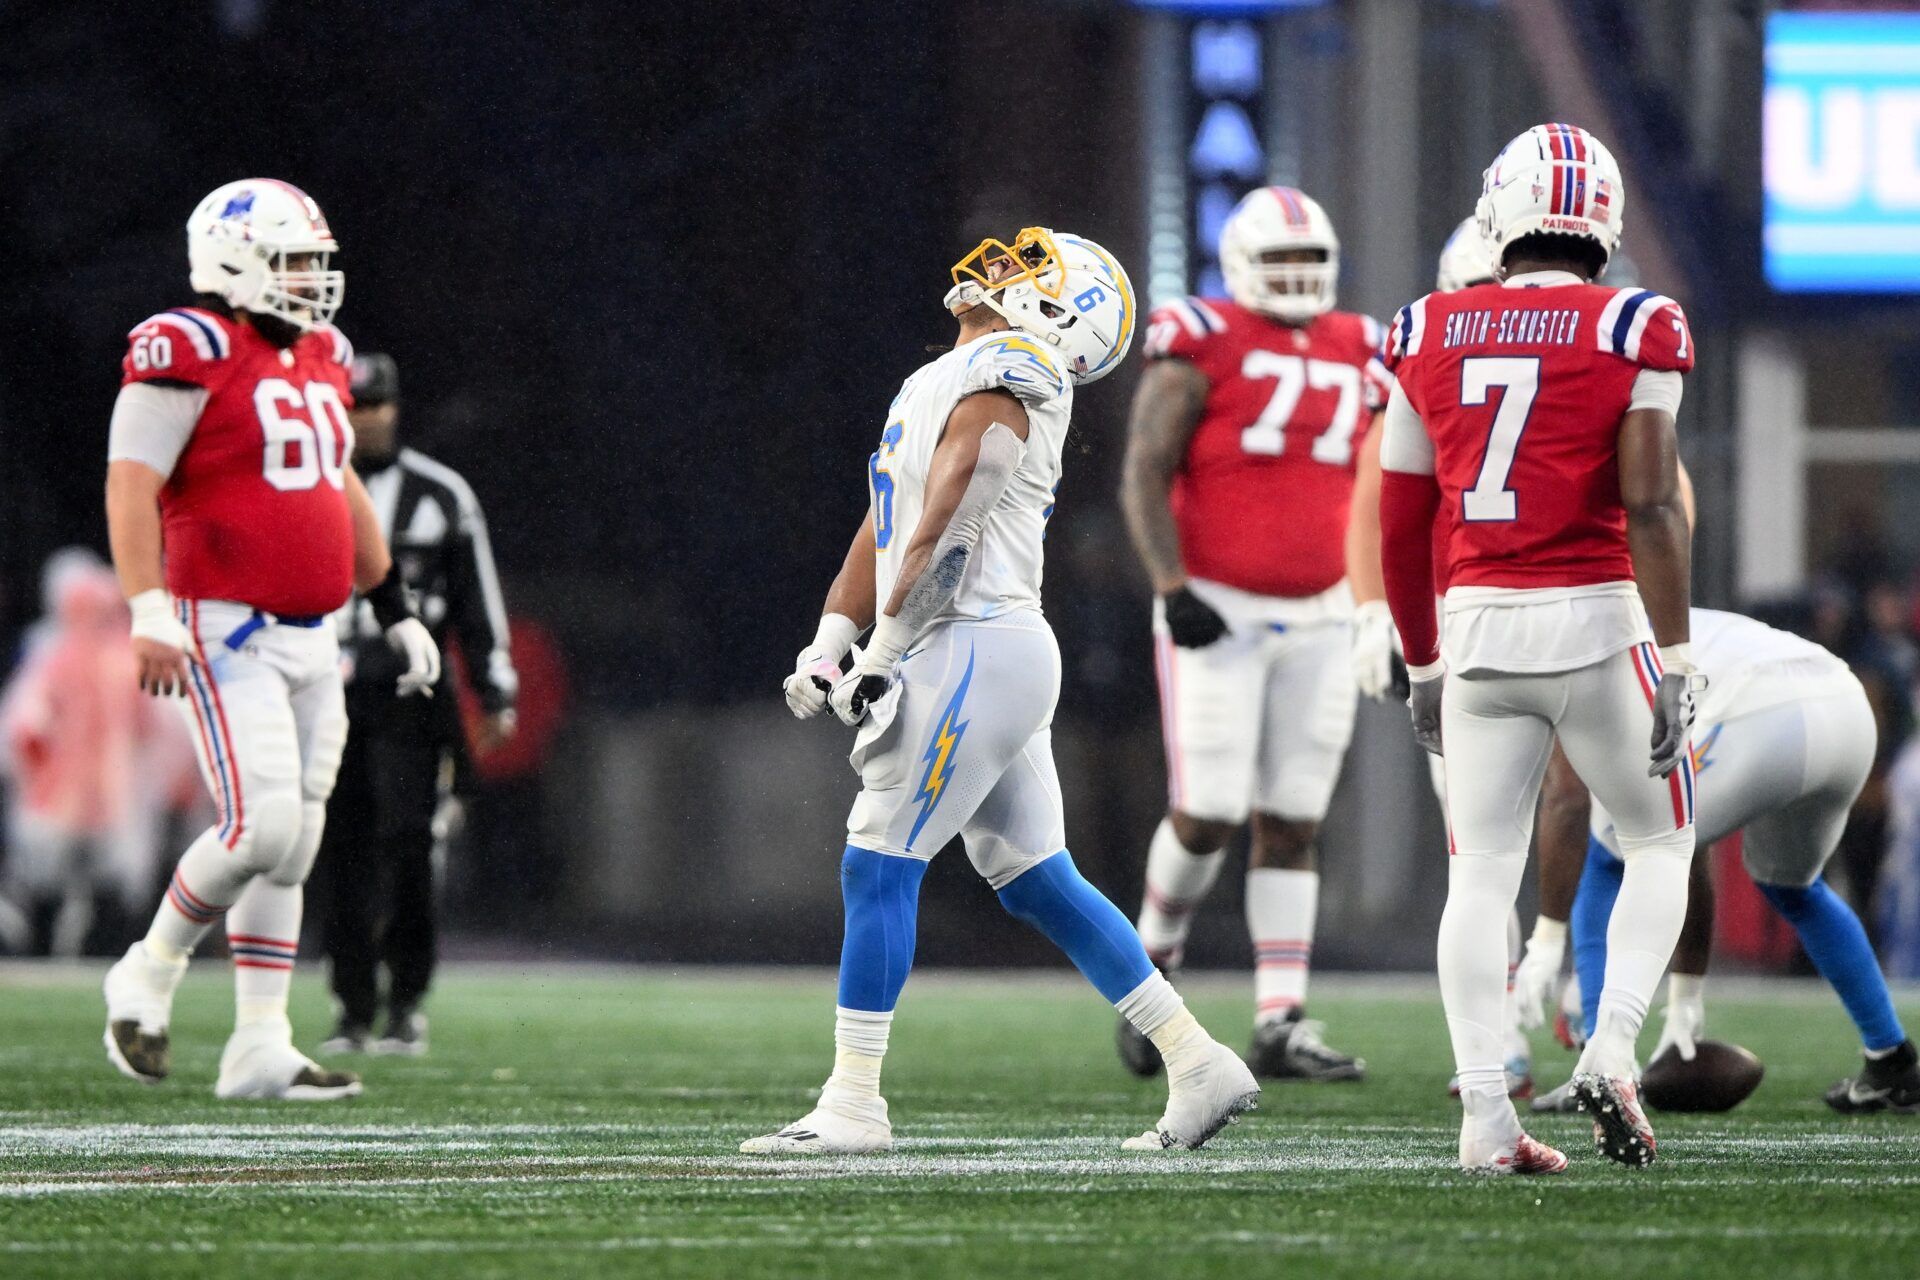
xmin=1144 ymin=297 xmax=1391 ymax=599
xmin=1381 ymin=277 xmax=1693 ymax=590
xmin=120 ymin=307 xmax=358 ymax=616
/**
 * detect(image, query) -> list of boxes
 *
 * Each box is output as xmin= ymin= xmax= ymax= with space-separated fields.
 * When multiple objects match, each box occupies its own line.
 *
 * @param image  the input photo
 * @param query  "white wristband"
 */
xmin=1354 ymin=598 xmax=1390 ymax=624
xmin=1529 ymin=917 xmax=1568 ymax=948
xmin=128 ymin=589 xmax=174 ymax=638
xmin=1658 ymin=642 xmax=1695 ymax=673
xmin=861 ymin=613 xmax=915 ymax=672
xmin=1407 ymin=658 xmax=1444 ymax=682
xmin=810 ymin=613 xmax=861 ymax=664
xmin=128 ymin=588 xmax=189 ymax=649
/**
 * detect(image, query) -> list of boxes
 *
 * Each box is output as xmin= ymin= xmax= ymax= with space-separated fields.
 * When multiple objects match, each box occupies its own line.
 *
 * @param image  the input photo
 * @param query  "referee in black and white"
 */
xmin=317 ymin=352 xmax=517 ymax=1056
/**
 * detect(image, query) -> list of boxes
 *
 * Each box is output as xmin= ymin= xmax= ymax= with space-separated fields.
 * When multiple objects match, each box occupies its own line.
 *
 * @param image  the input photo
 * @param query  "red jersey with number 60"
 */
xmin=121 ymin=307 xmax=358 ymax=616
xmin=1382 ymin=278 xmax=1693 ymax=589
xmin=1144 ymin=298 xmax=1390 ymax=598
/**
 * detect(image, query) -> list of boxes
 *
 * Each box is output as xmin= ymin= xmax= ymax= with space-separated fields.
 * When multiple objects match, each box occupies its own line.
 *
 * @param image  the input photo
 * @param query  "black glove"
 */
xmin=1162 ymin=586 xmax=1228 ymax=648
xmin=1408 ymin=673 xmax=1444 ymax=756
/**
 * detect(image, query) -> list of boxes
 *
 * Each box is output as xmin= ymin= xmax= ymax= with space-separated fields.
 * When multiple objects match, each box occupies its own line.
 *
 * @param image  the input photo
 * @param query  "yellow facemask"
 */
xmin=949 ymin=226 xmax=1066 ymax=301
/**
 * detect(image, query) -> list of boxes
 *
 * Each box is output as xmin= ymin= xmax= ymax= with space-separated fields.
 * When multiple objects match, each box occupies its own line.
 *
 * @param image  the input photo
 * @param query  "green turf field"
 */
xmin=3 ymin=964 xmax=1916 ymax=1280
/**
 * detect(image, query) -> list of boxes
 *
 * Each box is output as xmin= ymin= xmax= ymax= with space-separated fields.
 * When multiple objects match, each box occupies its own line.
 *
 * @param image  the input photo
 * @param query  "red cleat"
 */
xmin=1464 ymin=1131 xmax=1569 ymax=1176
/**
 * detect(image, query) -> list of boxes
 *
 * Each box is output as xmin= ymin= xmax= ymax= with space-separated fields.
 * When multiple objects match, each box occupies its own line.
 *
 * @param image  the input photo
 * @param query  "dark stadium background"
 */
xmin=4 ymin=0 xmax=1919 ymax=976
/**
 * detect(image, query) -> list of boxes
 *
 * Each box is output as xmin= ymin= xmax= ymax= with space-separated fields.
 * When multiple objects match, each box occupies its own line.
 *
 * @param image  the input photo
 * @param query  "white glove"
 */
xmin=385 ymin=617 xmax=442 ymax=697
xmin=782 ymin=614 xmax=861 ymax=720
xmin=1350 ymin=599 xmax=1398 ymax=701
xmin=830 ymin=613 xmax=912 ymax=727
xmin=1651 ymin=973 xmax=1705 ymax=1062
xmin=1511 ymin=918 xmax=1567 ymax=1031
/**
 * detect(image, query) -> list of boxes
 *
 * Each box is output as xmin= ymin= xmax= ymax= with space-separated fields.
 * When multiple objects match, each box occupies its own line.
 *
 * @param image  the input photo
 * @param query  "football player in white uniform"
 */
xmin=1514 ymin=607 xmax=1920 ymax=1114
xmin=745 ymin=229 xmax=1258 ymax=1155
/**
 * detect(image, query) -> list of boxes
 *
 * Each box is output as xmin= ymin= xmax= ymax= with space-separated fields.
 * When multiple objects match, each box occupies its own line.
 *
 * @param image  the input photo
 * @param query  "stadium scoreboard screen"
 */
xmin=1765 ymin=11 xmax=1920 ymax=293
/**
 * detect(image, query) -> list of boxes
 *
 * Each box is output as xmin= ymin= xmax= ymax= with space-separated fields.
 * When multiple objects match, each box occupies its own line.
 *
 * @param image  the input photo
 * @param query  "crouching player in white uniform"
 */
xmin=747 ymin=229 xmax=1258 ymax=1154
xmin=100 ymin=180 xmax=440 ymax=1099
xmin=1513 ymin=608 xmax=1920 ymax=1112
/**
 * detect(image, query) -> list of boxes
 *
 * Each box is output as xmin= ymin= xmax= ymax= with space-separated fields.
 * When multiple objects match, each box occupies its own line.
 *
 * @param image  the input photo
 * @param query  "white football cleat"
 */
xmin=1122 ymin=1038 xmax=1259 ymax=1151
xmin=1461 ymin=1130 xmax=1569 ymax=1176
xmin=215 ymin=1019 xmax=362 ymax=1100
xmin=739 ymin=1085 xmax=892 ymax=1154
xmin=102 ymin=942 xmax=186 ymax=1083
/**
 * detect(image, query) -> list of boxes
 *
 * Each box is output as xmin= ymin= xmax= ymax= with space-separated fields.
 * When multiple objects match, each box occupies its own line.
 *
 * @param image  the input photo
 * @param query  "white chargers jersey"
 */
xmin=1690 ymin=606 xmax=1853 ymax=725
xmin=868 ymin=329 xmax=1072 ymax=626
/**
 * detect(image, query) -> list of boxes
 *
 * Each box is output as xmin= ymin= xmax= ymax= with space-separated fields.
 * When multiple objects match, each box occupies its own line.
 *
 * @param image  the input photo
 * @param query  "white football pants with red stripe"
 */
xmin=173 ymin=600 xmax=347 ymax=888
xmin=1437 ymin=641 xmax=1695 ymax=1093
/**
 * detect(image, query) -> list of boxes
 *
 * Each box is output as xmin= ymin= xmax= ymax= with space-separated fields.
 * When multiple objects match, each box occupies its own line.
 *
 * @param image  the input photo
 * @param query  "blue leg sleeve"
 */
xmin=1758 ymin=877 xmax=1908 ymax=1052
xmin=996 ymin=850 xmax=1156 ymax=1004
xmin=1571 ymin=835 xmax=1626 ymax=1041
xmin=835 ymin=846 xmax=928 ymax=1013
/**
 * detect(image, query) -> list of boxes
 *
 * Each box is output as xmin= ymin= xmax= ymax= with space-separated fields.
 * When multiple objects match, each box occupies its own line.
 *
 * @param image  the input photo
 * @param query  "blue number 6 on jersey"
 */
xmin=870 ymin=422 xmax=905 ymax=549
xmin=1072 ymin=284 xmax=1108 ymax=313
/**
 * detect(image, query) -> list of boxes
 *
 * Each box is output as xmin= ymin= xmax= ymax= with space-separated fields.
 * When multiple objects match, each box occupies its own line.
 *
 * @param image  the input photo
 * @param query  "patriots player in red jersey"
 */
xmin=1379 ymin=125 xmax=1697 ymax=1173
xmin=1117 ymin=187 xmax=1387 ymax=1083
xmin=100 ymin=180 xmax=440 ymax=1100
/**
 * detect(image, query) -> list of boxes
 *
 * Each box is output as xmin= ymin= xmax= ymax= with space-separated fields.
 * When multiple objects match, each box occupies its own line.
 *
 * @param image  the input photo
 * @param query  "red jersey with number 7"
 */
xmin=1144 ymin=297 xmax=1391 ymax=598
xmin=1381 ymin=277 xmax=1693 ymax=590
xmin=120 ymin=307 xmax=358 ymax=616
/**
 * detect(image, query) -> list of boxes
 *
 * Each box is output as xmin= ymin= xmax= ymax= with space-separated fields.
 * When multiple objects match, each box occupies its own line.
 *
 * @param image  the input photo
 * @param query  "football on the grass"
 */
xmin=1641 ymin=1039 xmax=1765 ymax=1112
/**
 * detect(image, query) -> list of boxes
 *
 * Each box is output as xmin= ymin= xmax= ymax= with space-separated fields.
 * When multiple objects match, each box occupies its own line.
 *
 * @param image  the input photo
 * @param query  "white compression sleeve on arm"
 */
xmin=1628 ymin=368 xmax=1684 ymax=416
xmin=107 ymin=383 xmax=207 ymax=478
xmin=1378 ymin=381 xmax=1435 ymax=476
xmin=862 ymin=422 xmax=1027 ymax=669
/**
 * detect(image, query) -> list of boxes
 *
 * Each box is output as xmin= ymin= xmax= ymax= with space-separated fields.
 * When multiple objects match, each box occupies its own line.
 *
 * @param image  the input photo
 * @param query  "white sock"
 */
xmin=1247 ymin=867 xmax=1317 ymax=1025
xmin=1146 ymin=1006 xmax=1211 ymax=1070
xmin=1135 ymin=819 xmax=1226 ymax=969
xmin=826 ymin=1007 xmax=893 ymax=1100
xmin=1437 ymin=851 xmax=1527 ymax=1095
xmin=1115 ymin=970 xmax=1186 ymax=1038
xmin=227 ymin=879 xmax=302 ymax=1029
xmin=1580 ymin=839 xmax=1690 ymax=1077
xmin=146 ymin=829 xmax=252 ymax=962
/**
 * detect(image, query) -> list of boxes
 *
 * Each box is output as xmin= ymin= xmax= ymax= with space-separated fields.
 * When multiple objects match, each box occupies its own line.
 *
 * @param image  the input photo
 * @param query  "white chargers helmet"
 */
xmin=947 ymin=227 xmax=1135 ymax=383
xmin=187 ymin=179 xmax=344 ymax=330
xmin=1476 ymin=124 xmax=1625 ymax=275
xmin=1219 ymin=186 xmax=1339 ymax=323
xmin=1436 ymin=216 xmax=1498 ymax=292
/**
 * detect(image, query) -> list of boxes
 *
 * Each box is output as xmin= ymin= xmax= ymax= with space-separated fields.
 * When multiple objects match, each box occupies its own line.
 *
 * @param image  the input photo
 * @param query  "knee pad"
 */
xmin=264 ymin=801 xmax=328 ymax=887
xmin=230 ymin=790 xmax=306 ymax=877
xmin=1614 ymin=826 xmax=1695 ymax=863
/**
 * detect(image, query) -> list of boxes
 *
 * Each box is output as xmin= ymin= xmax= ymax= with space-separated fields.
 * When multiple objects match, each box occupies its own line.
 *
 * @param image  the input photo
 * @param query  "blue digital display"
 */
xmin=1765 ymin=12 xmax=1920 ymax=293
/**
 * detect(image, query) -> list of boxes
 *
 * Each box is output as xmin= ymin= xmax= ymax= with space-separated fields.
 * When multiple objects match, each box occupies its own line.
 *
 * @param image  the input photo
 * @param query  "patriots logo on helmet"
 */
xmin=218 ymin=190 xmax=257 ymax=221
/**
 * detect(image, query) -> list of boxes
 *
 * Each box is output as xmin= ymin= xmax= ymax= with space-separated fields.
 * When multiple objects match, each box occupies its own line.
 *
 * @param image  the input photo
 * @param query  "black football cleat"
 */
xmin=318 ymin=1019 xmax=373 ymax=1056
xmin=1246 ymin=1012 xmax=1365 ymax=1082
xmin=373 ymin=1007 xmax=429 ymax=1057
xmin=1826 ymin=1040 xmax=1920 ymax=1115
xmin=1573 ymin=1072 xmax=1657 ymax=1167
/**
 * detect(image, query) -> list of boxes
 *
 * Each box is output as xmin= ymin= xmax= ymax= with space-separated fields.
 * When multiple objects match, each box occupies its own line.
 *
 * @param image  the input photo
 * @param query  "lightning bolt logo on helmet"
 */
xmin=906 ymin=649 xmax=975 ymax=851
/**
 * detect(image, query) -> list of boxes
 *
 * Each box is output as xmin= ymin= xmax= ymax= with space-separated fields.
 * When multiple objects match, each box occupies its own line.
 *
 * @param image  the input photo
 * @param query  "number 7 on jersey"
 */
xmin=1459 ymin=356 xmax=1539 ymax=523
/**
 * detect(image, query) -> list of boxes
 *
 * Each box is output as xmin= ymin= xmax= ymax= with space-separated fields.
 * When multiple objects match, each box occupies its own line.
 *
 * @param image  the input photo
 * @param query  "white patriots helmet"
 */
xmin=1436 ymin=216 xmax=1498 ymax=292
xmin=1475 ymin=124 xmax=1625 ymax=273
xmin=187 ymin=179 xmax=344 ymax=330
xmin=948 ymin=227 xmax=1135 ymax=383
xmin=1219 ymin=186 xmax=1339 ymax=323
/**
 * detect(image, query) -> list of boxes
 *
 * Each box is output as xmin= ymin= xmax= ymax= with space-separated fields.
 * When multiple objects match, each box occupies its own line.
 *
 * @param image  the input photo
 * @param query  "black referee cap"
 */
xmin=351 ymin=352 xmax=399 ymax=406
